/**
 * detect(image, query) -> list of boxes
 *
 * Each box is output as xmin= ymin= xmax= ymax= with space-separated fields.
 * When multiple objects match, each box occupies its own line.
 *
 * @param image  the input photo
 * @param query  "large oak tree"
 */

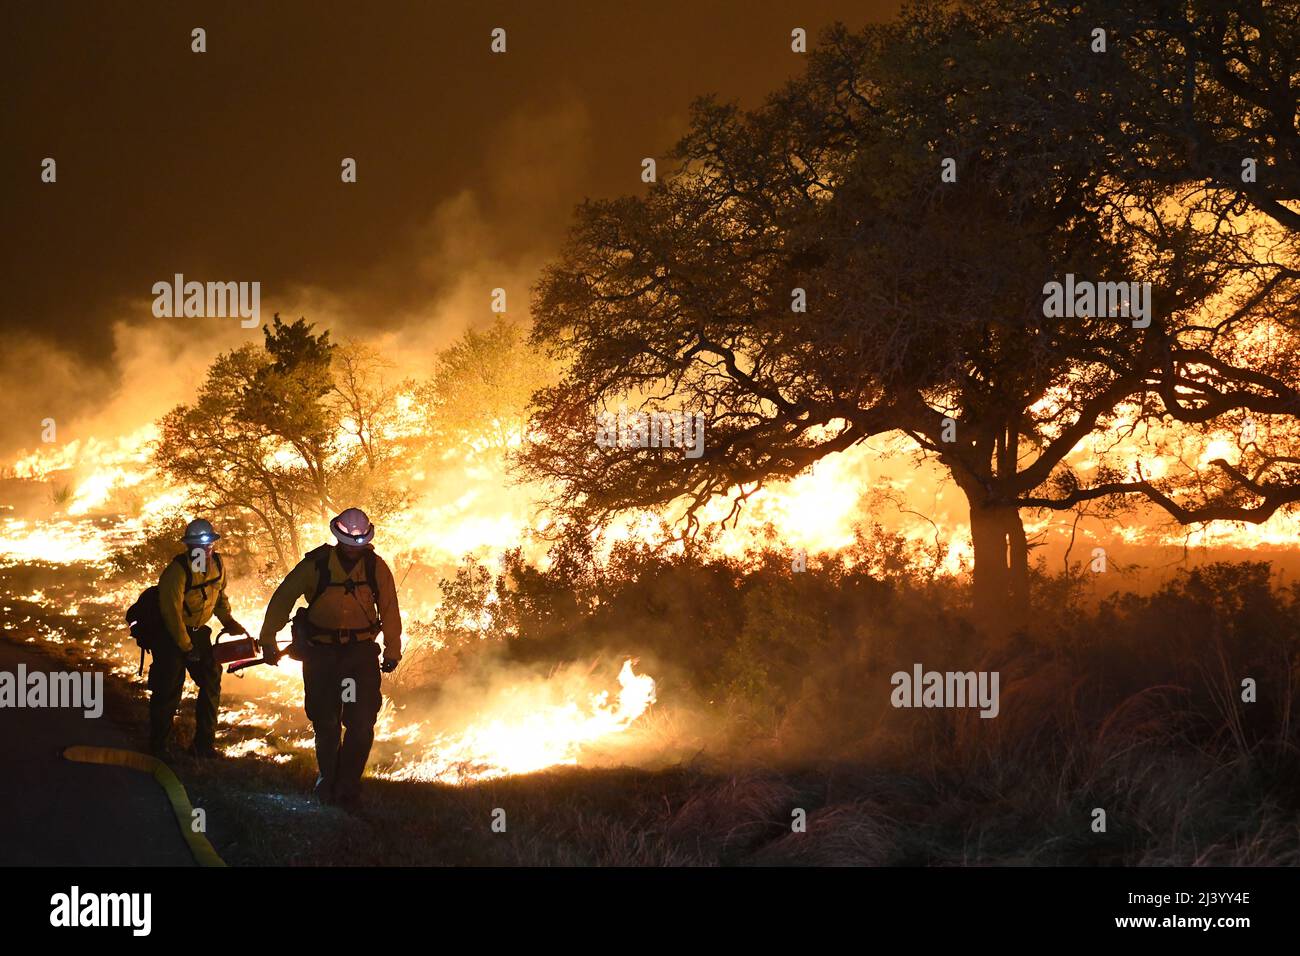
xmin=521 ymin=0 xmax=1300 ymax=629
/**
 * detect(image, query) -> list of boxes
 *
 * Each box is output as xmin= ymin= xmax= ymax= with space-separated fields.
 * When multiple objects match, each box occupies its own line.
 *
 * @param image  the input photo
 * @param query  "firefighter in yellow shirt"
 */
xmin=149 ymin=519 xmax=247 ymax=758
xmin=258 ymin=508 xmax=402 ymax=810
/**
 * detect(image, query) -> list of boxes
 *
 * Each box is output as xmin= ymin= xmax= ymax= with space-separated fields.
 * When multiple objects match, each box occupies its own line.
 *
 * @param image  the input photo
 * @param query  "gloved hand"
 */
xmin=380 ymin=658 xmax=399 ymax=674
xmin=262 ymin=643 xmax=280 ymax=666
xmin=184 ymin=647 xmax=201 ymax=664
xmin=227 ymin=621 xmax=248 ymax=635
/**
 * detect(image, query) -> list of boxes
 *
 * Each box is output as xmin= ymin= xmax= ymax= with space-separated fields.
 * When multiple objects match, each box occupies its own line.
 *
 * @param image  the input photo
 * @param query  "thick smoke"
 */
xmin=7 ymin=99 xmax=597 ymax=462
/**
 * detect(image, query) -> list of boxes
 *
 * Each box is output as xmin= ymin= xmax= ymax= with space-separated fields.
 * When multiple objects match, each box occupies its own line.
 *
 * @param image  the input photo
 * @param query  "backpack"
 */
xmin=125 ymin=553 xmax=225 ymax=673
xmin=289 ymin=545 xmax=381 ymax=645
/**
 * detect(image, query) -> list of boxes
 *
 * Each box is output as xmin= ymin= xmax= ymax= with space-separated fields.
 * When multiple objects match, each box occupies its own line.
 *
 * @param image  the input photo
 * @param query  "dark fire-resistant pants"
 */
xmin=148 ymin=626 xmax=222 ymax=751
xmin=302 ymin=639 xmax=382 ymax=803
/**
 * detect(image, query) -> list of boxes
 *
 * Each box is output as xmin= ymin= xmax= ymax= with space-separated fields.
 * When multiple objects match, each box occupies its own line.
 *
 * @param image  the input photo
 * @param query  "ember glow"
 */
xmin=5 ymin=369 xmax=1300 ymax=785
xmin=8 ymin=395 xmax=1300 ymax=572
xmin=1 ymin=422 xmax=675 ymax=781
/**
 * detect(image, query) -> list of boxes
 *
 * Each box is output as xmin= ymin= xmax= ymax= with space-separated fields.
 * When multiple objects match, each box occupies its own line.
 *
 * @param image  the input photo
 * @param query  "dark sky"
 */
xmin=2 ymin=1 xmax=897 ymax=457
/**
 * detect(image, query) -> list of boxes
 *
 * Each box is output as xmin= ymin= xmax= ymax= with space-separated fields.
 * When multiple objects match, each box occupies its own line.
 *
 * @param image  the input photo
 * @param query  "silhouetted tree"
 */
xmin=521 ymin=2 xmax=1300 ymax=630
xmin=155 ymin=316 xmax=407 ymax=572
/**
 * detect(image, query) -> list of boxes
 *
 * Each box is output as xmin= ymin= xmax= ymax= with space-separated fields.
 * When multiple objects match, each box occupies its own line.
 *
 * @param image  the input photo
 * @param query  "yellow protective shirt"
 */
xmin=258 ymin=545 xmax=403 ymax=661
xmin=158 ymin=553 xmax=239 ymax=652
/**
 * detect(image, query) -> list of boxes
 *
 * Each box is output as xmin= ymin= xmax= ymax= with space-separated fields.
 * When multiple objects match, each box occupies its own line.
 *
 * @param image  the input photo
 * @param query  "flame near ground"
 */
xmin=7 ymin=379 xmax=1300 ymax=786
xmin=0 ymin=418 xmax=886 ymax=787
xmin=382 ymin=659 xmax=657 ymax=784
xmin=0 ymin=567 xmax=662 ymax=785
xmin=216 ymin=638 xmax=659 ymax=785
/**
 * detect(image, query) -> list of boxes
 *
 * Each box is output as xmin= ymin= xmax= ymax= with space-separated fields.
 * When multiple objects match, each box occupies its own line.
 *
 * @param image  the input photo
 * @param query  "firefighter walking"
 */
xmin=149 ymin=519 xmax=248 ymax=758
xmin=258 ymin=508 xmax=403 ymax=810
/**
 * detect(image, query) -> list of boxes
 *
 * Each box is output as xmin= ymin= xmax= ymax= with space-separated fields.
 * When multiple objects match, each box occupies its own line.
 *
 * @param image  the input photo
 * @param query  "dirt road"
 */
xmin=0 ymin=639 xmax=194 ymax=865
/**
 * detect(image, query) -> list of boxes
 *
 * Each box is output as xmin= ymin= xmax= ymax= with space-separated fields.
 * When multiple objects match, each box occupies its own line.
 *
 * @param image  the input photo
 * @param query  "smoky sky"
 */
xmin=1 ymin=1 xmax=898 ymax=458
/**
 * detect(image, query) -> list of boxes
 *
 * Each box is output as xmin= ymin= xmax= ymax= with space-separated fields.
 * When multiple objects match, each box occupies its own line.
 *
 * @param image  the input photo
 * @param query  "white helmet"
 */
xmin=182 ymin=518 xmax=220 ymax=546
xmin=330 ymin=508 xmax=374 ymax=546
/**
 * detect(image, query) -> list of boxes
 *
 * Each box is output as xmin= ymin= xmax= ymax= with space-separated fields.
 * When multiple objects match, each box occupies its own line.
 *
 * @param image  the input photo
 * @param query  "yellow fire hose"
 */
xmin=62 ymin=745 xmax=228 ymax=868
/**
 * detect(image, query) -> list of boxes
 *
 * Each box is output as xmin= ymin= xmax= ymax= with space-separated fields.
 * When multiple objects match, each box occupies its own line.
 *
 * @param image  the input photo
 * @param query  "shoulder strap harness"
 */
xmin=306 ymin=546 xmax=381 ymax=632
xmin=175 ymin=552 xmax=224 ymax=601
